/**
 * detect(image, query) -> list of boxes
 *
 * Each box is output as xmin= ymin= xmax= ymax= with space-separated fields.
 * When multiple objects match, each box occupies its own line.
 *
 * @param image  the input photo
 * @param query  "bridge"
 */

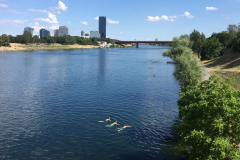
xmin=115 ymin=41 xmax=173 ymax=48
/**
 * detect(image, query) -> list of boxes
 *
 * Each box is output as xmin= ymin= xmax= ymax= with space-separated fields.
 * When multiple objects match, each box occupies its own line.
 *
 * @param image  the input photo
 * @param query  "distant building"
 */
xmin=90 ymin=31 xmax=101 ymax=38
xmin=54 ymin=29 xmax=59 ymax=37
xmin=85 ymin=33 xmax=89 ymax=36
xmin=58 ymin=26 xmax=68 ymax=36
xmin=99 ymin=16 xmax=106 ymax=38
xmin=40 ymin=28 xmax=50 ymax=38
xmin=155 ymin=38 xmax=158 ymax=41
xmin=81 ymin=30 xmax=85 ymax=37
xmin=24 ymin=27 xmax=34 ymax=35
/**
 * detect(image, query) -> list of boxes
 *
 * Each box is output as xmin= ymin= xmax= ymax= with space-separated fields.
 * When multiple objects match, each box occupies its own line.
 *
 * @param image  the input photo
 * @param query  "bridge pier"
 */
xmin=136 ymin=43 xmax=139 ymax=48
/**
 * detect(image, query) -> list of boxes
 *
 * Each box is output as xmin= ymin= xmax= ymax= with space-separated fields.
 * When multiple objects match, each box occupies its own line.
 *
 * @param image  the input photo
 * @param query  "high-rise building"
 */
xmin=24 ymin=27 xmax=34 ymax=35
xmin=99 ymin=16 xmax=106 ymax=38
xmin=39 ymin=28 xmax=50 ymax=38
xmin=54 ymin=29 xmax=59 ymax=37
xmin=59 ymin=26 xmax=68 ymax=36
xmin=90 ymin=31 xmax=101 ymax=38
xmin=81 ymin=30 xmax=85 ymax=37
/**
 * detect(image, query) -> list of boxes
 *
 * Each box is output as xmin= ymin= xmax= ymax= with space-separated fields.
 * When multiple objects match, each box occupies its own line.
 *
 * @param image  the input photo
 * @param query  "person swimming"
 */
xmin=98 ymin=117 xmax=111 ymax=122
xmin=118 ymin=124 xmax=130 ymax=132
xmin=110 ymin=121 xmax=118 ymax=126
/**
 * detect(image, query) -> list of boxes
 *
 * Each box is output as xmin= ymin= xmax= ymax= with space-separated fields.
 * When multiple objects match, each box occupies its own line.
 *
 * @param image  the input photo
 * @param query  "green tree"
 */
xmin=201 ymin=37 xmax=222 ymax=60
xmin=190 ymin=29 xmax=206 ymax=58
xmin=8 ymin=35 xmax=15 ymax=43
xmin=46 ymin=37 xmax=56 ymax=44
xmin=32 ymin=35 xmax=39 ymax=43
xmin=228 ymin=24 xmax=238 ymax=43
xmin=210 ymin=31 xmax=229 ymax=48
xmin=163 ymin=34 xmax=205 ymax=86
xmin=177 ymin=75 xmax=240 ymax=159
xmin=232 ymin=31 xmax=240 ymax=53
xmin=15 ymin=35 xmax=24 ymax=43
xmin=23 ymin=31 xmax=32 ymax=44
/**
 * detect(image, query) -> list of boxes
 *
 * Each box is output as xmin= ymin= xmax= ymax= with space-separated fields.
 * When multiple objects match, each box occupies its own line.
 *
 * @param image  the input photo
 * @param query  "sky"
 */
xmin=0 ymin=0 xmax=239 ymax=41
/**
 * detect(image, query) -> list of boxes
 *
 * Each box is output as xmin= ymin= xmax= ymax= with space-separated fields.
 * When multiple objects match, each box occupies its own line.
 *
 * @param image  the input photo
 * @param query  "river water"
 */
xmin=0 ymin=46 xmax=180 ymax=160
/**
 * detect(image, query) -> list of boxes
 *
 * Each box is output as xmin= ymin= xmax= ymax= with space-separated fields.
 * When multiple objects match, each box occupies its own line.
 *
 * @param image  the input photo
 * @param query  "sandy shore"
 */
xmin=0 ymin=43 xmax=132 ymax=52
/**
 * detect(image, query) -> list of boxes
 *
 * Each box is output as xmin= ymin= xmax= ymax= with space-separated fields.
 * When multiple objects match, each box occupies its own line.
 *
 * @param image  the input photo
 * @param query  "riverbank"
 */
xmin=0 ymin=43 xmax=132 ymax=52
xmin=200 ymin=48 xmax=240 ymax=90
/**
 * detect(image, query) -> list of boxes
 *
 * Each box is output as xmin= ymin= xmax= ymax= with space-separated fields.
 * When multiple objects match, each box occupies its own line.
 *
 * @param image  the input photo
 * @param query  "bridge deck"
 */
xmin=115 ymin=41 xmax=173 ymax=44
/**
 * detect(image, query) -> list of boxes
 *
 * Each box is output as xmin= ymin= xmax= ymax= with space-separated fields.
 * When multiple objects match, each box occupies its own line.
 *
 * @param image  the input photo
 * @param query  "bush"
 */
xmin=177 ymin=75 xmax=240 ymax=159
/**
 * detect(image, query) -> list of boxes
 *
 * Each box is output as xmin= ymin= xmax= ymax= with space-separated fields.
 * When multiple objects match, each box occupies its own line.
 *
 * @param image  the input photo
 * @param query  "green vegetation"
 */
xmin=3 ymin=31 xmax=117 ymax=46
xmin=190 ymin=29 xmax=206 ymax=58
xmin=162 ymin=34 xmax=206 ymax=87
xmin=232 ymin=32 xmax=240 ymax=53
xmin=177 ymin=75 xmax=240 ymax=159
xmin=200 ymin=37 xmax=222 ymax=60
xmin=208 ymin=71 xmax=240 ymax=90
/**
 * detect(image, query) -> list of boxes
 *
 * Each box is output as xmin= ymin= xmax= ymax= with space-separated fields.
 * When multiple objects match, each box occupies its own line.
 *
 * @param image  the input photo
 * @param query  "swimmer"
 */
xmin=106 ymin=121 xmax=119 ymax=127
xmin=98 ymin=117 xmax=111 ymax=122
xmin=118 ymin=124 xmax=130 ymax=132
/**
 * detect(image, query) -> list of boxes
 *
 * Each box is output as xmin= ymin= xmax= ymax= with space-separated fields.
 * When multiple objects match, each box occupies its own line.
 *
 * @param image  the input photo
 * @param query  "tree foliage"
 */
xmin=200 ymin=37 xmax=222 ymax=60
xmin=23 ymin=31 xmax=32 ymax=44
xmin=177 ymin=75 xmax=240 ymax=159
xmin=190 ymin=29 xmax=206 ymax=57
xmin=163 ymin=34 xmax=205 ymax=86
xmin=210 ymin=31 xmax=229 ymax=48
xmin=232 ymin=31 xmax=240 ymax=53
xmin=227 ymin=24 xmax=238 ymax=43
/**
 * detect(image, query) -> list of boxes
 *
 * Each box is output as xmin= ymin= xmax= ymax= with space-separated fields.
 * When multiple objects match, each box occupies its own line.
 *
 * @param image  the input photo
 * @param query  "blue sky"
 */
xmin=0 ymin=0 xmax=239 ymax=40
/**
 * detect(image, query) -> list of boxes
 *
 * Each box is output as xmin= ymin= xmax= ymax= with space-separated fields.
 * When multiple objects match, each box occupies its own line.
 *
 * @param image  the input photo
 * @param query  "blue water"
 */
xmin=0 ymin=46 xmax=180 ymax=159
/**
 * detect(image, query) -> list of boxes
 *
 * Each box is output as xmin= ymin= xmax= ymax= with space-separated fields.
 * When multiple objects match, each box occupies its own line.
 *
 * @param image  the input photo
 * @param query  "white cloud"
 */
xmin=35 ymin=12 xmax=58 ymax=24
xmin=107 ymin=18 xmax=119 ymax=24
xmin=51 ymin=1 xmax=67 ymax=13
xmin=81 ymin=21 xmax=89 ymax=25
xmin=35 ymin=22 xmax=39 ymax=25
xmin=226 ymin=17 xmax=229 ymax=19
xmin=182 ymin=11 xmax=194 ymax=18
xmin=170 ymin=19 xmax=175 ymax=22
xmin=206 ymin=7 xmax=218 ymax=10
xmin=94 ymin=16 xmax=99 ymax=20
xmin=68 ymin=21 xmax=70 ymax=24
xmin=0 ymin=3 xmax=8 ymax=7
xmin=0 ymin=19 xmax=27 ymax=24
xmin=145 ymin=15 xmax=170 ymax=21
xmin=120 ymin=32 xmax=123 ymax=33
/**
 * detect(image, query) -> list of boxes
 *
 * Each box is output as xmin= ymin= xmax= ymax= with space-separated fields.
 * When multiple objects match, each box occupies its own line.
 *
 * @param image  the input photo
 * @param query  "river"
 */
xmin=0 ymin=46 xmax=180 ymax=159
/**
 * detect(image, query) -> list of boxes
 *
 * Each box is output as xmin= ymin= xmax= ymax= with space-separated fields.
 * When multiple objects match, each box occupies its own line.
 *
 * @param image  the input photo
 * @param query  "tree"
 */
xmin=23 ymin=31 xmax=32 ymax=44
xmin=46 ymin=37 xmax=56 ymax=44
xmin=177 ymin=75 xmax=240 ymax=159
xmin=32 ymin=35 xmax=39 ymax=43
xmin=200 ymin=37 xmax=222 ymax=60
xmin=1 ymin=34 xmax=10 ymax=46
xmin=232 ymin=31 xmax=240 ymax=53
xmin=190 ymin=29 xmax=206 ymax=58
xmin=210 ymin=31 xmax=229 ymax=48
xmin=227 ymin=24 xmax=238 ymax=43
xmin=163 ymin=34 xmax=205 ymax=86
xmin=8 ymin=35 xmax=15 ymax=43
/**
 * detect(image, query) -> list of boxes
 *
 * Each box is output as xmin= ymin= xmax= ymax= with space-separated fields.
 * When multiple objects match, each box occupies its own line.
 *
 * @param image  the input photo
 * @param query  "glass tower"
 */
xmin=24 ymin=27 xmax=34 ymax=35
xmin=40 ymin=29 xmax=50 ymax=38
xmin=99 ymin=16 xmax=106 ymax=38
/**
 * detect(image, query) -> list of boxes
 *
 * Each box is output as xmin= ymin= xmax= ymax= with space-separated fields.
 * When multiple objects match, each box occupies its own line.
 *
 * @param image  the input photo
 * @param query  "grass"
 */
xmin=208 ymin=70 xmax=240 ymax=90
xmin=201 ymin=48 xmax=240 ymax=70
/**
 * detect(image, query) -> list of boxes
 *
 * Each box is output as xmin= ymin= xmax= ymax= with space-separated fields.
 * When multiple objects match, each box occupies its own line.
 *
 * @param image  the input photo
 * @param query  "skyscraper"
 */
xmin=99 ymin=16 xmax=106 ymax=38
xmin=54 ymin=29 xmax=59 ymax=37
xmin=59 ymin=26 xmax=68 ymax=36
xmin=24 ymin=27 xmax=34 ymax=35
xmin=39 ymin=29 xmax=50 ymax=38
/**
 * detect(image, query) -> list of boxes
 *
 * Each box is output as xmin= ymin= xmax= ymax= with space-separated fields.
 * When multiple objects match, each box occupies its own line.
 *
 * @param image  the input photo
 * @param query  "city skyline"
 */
xmin=0 ymin=0 xmax=240 ymax=40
